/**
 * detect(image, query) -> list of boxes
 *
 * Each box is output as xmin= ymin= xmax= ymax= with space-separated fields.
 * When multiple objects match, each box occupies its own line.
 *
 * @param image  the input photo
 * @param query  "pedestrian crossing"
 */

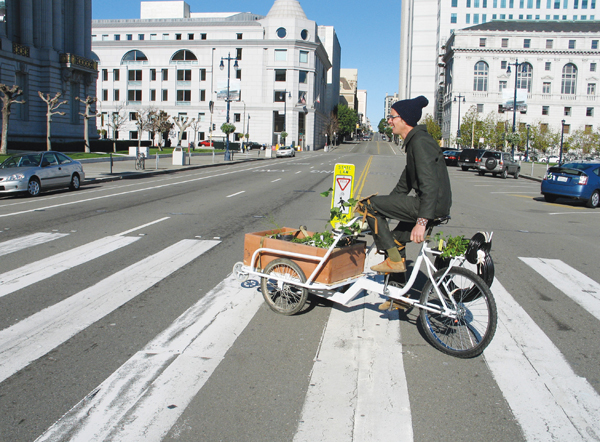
xmin=0 ymin=232 xmax=599 ymax=441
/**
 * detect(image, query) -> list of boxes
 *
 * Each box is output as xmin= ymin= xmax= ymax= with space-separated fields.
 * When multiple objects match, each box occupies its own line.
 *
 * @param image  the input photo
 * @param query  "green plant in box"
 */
xmin=433 ymin=232 xmax=469 ymax=258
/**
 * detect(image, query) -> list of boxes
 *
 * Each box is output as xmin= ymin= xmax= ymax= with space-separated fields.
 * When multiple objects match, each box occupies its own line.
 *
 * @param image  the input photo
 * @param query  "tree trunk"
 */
xmin=47 ymin=115 xmax=52 ymax=151
xmin=84 ymin=116 xmax=90 ymax=153
xmin=0 ymin=106 xmax=9 ymax=155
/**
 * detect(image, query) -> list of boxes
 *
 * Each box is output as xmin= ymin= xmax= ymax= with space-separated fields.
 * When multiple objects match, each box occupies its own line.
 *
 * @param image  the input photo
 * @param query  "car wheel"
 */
xmin=501 ymin=168 xmax=508 ymax=179
xmin=514 ymin=168 xmax=520 ymax=179
xmin=27 ymin=177 xmax=41 ymax=197
xmin=486 ymin=158 xmax=497 ymax=170
xmin=544 ymin=194 xmax=558 ymax=203
xmin=70 ymin=173 xmax=81 ymax=191
xmin=461 ymin=166 xmax=469 ymax=171
xmin=586 ymin=190 xmax=599 ymax=208
xmin=478 ymin=171 xmax=485 ymax=176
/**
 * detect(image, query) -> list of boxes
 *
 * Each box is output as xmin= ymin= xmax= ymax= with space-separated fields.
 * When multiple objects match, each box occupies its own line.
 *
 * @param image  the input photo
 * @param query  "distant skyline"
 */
xmin=92 ymin=0 xmax=402 ymax=128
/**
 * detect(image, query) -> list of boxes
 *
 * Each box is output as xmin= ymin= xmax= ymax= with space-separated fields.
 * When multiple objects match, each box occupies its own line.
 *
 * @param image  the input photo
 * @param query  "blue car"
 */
xmin=541 ymin=162 xmax=600 ymax=208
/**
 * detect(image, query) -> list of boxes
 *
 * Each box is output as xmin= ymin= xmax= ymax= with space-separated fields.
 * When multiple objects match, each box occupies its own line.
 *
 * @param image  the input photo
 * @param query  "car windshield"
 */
xmin=558 ymin=163 xmax=589 ymax=171
xmin=0 ymin=154 xmax=42 ymax=168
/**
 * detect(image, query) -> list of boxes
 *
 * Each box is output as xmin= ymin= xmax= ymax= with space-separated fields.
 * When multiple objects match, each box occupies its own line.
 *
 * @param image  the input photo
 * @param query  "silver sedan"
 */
xmin=0 ymin=151 xmax=85 ymax=197
xmin=275 ymin=146 xmax=296 ymax=158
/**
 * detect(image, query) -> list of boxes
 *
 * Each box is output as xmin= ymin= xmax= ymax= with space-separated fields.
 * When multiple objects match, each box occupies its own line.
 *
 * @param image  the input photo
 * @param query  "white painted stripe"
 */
xmin=35 ymin=275 xmax=262 ymax=442
xmin=0 ymin=235 xmax=139 ymax=299
xmin=485 ymin=278 xmax=600 ymax=441
xmin=294 ymin=250 xmax=412 ymax=442
xmin=271 ymin=178 xmax=282 ymax=182
xmin=117 ymin=217 xmax=170 ymax=236
xmin=0 ymin=239 xmax=219 ymax=384
xmin=226 ymin=191 xmax=245 ymax=198
xmin=520 ymin=258 xmax=600 ymax=322
xmin=549 ymin=211 xmax=598 ymax=215
xmin=0 ymin=232 xmax=69 ymax=257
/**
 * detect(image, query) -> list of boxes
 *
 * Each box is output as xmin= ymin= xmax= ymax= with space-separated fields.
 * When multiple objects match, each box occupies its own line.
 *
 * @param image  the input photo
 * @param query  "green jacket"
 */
xmin=391 ymin=125 xmax=452 ymax=220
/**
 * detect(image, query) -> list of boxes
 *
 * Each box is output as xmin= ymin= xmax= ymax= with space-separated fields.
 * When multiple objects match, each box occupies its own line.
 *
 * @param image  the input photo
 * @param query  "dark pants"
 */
xmin=364 ymin=194 xmax=419 ymax=256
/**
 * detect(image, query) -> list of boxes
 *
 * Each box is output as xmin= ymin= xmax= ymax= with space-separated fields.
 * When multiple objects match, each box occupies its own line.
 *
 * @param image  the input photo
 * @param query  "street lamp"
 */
xmin=559 ymin=119 xmax=566 ymax=165
xmin=220 ymin=53 xmax=239 ymax=161
xmin=454 ymin=93 xmax=466 ymax=148
xmin=246 ymin=113 xmax=250 ymax=150
xmin=526 ymin=124 xmax=530 ymax=161
xmin=281 ymin=90 xmax=291 ymax=144
xmin=506 ymin=59 xmax=524 ymax=159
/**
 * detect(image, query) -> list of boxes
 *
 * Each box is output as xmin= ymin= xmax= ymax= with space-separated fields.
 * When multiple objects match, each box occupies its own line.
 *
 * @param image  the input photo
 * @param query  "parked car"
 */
xmin=443 ymin=150 xmax=460 ymax=167
xmin=477 ymin=151 xmax=520 ymax=179
xmin=246 ymin=142 xmax=261 ymax=150
xmin=547 ymin=156 xmax=560 ymax=164
xmin=198 ymin=140 xmax=214 ymax=147
xmin=541 ymin=161 xmax=600 ymax=208
xmin=457 ymin=148 xmax=486 ymax=171
xmin=276 ymin=146 xmax=295 ymax=158
xmin=0 ymin=151 xmax=85 ymax=197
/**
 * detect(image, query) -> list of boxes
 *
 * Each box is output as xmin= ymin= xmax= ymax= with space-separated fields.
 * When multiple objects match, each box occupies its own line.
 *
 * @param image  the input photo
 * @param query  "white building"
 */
xmin=384 ymin=93 xmax=399 ymax=121
xmin=400 ymin=0 xmax=599 ymax=121
xmin=357 ymin=89 xmax=367 ymax=124
xmin=0 ymin=0 xmax=97 ymax=146
xmin=92 ymin=0 xmax=339 ymax=150
xmin=441 ymin=21 xmax=599 ymax=147
xmin=339 ymin=68 xmax=358 ymax=109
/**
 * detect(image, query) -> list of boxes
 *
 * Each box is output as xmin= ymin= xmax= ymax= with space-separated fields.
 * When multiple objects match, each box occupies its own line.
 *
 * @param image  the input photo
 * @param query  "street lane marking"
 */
xmin=0 ymin=235 xmax=140 ymax=299
xmin=271 ymin=178 xmax=282 ymax=182
xmin=485 ymin=278 xmax=600 ymax=441
xmin=520 ymin=258 xmax=600 ymax=322
xmin=549 ymin=210 xmax=598 ymax=215
xmin=117 ymin=217 xmax=170 ymax=236
xmin=294 ymin=250 xmax=412 ymax=442
xmin=36 ymin=275 xmax=262 ymax=442
xmin=0 ymin=239 xmax=219 ymax=384
xmin=0 ymin=232 xmax=69 ymax=257
xmin=226 ymin=191 xmax=246 ymax=198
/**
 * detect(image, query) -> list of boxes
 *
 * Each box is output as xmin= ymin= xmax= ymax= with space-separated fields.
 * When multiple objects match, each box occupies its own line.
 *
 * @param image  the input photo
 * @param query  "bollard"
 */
xmin=110 ymin=154 xmax=113 ymax=174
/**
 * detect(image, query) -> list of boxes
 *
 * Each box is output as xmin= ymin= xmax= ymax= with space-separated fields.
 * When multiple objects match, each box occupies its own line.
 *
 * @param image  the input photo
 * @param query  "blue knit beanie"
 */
xmin=391 ymin=96 xmax=429 ymax=127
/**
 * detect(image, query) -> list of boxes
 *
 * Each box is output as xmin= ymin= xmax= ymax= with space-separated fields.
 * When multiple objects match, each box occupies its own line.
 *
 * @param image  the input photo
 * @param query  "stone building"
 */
xmin=92 ymin=0 xmax=340 ymax=150
xmin=0 ymin=0 xmax=97 ymax=146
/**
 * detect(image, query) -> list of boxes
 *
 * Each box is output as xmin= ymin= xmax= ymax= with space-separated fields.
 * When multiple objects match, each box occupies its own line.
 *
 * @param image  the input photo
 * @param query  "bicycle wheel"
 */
xmin=419 ymin=267 xmax=497 ymax=358
xmin=140 ymin=156 xmax=145 ymax=170
xmin=261 ymin=258 xmax=308 ymax=316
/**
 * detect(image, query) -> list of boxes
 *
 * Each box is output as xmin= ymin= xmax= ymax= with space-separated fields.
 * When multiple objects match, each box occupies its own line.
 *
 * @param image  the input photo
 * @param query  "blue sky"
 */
xmin=92 ymin=0 xmax=402 ymax=127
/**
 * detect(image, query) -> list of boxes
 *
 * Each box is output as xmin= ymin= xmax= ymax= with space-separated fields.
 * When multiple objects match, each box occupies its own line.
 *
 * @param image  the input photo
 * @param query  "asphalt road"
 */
xmin=0 ymin=140 xmax=598 ymax=442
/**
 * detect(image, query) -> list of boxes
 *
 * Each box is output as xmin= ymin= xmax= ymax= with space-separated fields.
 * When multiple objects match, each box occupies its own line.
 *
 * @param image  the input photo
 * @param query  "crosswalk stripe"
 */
xmin=0 ymin=232 xmax=69 ymax=257
xmin=0 ymin=239 xmax=220 ymax=384
xmin=485 ymin=278 xmax=600 ymax=441
xmin=294 ymin=253 xmax=413 ymax=442
xmin=0 ymin=235 xmax=140 ymax=299
xmin=36 ymin=275 xmax=262 ymax=442
xmin=520 ymin=257 xmax=600 ymax=322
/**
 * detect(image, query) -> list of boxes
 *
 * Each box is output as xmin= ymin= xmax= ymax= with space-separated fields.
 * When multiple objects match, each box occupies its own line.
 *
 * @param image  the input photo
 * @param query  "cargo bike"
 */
xmin=233 ymin=216 xmax=497 ymax=358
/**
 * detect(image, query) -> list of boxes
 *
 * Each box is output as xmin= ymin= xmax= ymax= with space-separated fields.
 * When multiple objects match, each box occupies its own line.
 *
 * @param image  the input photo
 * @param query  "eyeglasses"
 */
xmin=387 ymin=115 xmax=401 ymax=120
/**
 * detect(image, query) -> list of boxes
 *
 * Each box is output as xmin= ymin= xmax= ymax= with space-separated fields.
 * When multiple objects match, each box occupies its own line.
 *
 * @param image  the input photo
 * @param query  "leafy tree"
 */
xmin=378 ymin=118 xmax=387 ymax=134
xmin=422 ymin=114 xmax=442 ymax=141
xmin=565 ymin=126 xmax=600 ymax=155
xmin=528 ymin=121 xmax=560 ymax=155
xmin=107 ymin=103 xmax=127 ymax=152
xmin=0 ymin=84 xmax=25 ymax=155
xmin=325 ymin=110 xmax=339 ymax=145
xmin=337 ymin=104 xmax=358 ymax=139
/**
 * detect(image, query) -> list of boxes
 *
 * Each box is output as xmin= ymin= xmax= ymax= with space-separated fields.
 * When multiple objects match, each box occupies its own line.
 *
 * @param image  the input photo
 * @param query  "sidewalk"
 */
xmin=80 ymin=150 xmax=268 ymax=184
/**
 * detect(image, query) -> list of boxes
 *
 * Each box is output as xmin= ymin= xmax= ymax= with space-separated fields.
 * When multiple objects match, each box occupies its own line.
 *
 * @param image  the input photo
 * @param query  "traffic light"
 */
xmin=212 ymin=124 xmax=216 ymax=130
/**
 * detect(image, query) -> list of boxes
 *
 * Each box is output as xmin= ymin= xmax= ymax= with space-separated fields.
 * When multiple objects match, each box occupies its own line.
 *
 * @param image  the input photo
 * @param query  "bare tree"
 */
xmin=134 ymin=107 xmax=153 ymax=150
xmin=189 ymin=118 xmax=202 ymax=148
xmin=172 ymin=115 xmax=195 ymax=146
xmin=38 ymin=91 xmax=68 ymax=151
xmin=107 ymin=103 xmax=127 ymax=152
xmin=76 ymin=96 xmax=98 ymax=153
xmin=0 ymin=84 xmax=25 ymax=155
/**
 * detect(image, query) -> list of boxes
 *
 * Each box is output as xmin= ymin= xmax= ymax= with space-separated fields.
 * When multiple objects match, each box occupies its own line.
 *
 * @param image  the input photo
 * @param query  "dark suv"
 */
xmin=477 ymin=151 xmax=520 ymax=179
xmin=457 ymin=149 xmax=486 ymax=171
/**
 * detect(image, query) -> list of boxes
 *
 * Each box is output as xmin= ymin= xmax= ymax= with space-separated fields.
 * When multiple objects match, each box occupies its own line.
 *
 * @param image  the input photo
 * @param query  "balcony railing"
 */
xmin=13 ymin=42 xmax=30 ymax=57
xmin=59 ymin=53 xmax=98 ymax=72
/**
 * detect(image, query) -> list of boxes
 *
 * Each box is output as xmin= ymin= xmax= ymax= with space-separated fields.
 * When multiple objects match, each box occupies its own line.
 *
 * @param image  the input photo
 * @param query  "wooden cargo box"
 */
xmin=243 ymin=227 xmax=366 ymax=284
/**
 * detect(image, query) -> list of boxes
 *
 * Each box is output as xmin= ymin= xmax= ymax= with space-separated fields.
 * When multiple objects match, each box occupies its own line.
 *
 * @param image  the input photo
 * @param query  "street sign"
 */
xmin=330 ymin=163 xmax=355 ymax=228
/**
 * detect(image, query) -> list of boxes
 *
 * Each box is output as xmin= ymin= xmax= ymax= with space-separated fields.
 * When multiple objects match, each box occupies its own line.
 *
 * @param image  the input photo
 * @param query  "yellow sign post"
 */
xmin=330 ymin=163 xmax=355 ymax=228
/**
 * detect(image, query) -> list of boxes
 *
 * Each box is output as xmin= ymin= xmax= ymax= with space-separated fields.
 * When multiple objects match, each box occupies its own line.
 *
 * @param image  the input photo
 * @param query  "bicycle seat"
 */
xmin=427 ymin=216 xmax=451 ymax=228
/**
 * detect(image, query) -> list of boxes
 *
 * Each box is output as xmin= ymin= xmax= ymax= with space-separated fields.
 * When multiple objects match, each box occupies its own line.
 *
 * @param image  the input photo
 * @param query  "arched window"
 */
xmin=121 ymin=50 xmax=148 ymax=64
xmin=171 ymin=50 xmax=198 ymax=62
xmin=517 ymin=62 xmax=533 ymax=92
xmin=561 ymin=63 xmax=577 ymax=95
xmin=473 ymin=61 xmax=488 ymax=92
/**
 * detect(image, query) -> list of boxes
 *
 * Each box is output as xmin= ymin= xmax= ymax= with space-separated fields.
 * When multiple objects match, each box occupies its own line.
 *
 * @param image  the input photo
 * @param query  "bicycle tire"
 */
xmin=260 ymin=258 xmax=308 ymax=316
xmin=419 ymin=267 xmax=497 ymax=358
xmin=140 ymin=156 xmax=145 ymax=170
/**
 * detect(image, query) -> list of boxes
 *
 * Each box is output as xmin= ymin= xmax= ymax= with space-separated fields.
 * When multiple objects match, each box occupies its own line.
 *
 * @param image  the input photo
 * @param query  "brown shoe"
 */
xmin=370 ymin=257 xmax=406 ymax=273
xmin=378 ymin=299 xmax=410 ymax=311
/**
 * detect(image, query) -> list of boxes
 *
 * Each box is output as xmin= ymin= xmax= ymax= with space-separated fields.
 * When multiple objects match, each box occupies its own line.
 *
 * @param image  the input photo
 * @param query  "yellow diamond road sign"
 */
xmin=330 ymin=163 xmax=355 ymax=227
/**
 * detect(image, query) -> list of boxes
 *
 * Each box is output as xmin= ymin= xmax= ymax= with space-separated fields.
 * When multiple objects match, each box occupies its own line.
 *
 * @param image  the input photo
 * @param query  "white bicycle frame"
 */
xmin=239 ymin=218 xmax=463 ymax=318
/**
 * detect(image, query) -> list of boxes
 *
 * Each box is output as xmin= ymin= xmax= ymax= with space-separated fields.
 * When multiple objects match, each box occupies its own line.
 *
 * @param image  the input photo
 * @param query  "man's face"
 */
xmin=387 ymin=110 xmax=407 ymax=137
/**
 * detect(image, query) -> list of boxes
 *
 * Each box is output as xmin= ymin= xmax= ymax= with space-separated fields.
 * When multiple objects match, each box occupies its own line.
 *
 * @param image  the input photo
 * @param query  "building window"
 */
xmin=150 ymin=89 xmax=156 ymax=101
xmin=501 ymin=60 xmax=508 ymax=69
xmin=592 ymin=40 xmax=599 ymax=49
xmin=499 ymin=80 xmax=507 ymax=90
xmin=200 ymin=69 xmax=206 ymax=81
xmin=200 ymin=90 xmax=206 ymax=101
xmin=102 ymin=69 xmax=108 ymax=81
xmin=201 ymin=33 xmax=207 ymax=40
xmin=150 ymin=34 xmax=157 ymax=40
xmin=236 ymin=48 xmax=242 ymax=60
xmin=473 ymin=61 xmax=489 ymax=91
xmin=588 ymin=83 xmax=597 ymax=95
xmin=188 ymin=33 xmax=194 ymax=40
xmin=563 ymin=124 xmax=570 ymax=134
xmin=113 ymin=69 xmax=120 ymax=81
xmin=275 ymin=49 xmax=287 ymax=61
xmin=138 ymin=34 xmax=144 ymax=40
xmin=561 ymin=63 xmax=577 ymax=94
xmin=543 ymin=82 xmax=551 ymax=93
xmin=568 ymin=39 xmax=576 ymax=49
xmin=466 ymin=13 xmax=471 ymax=23
xmin=586 ymin=107 xmax=594 ymax=116
xmin=114 ymin=89 xmax=120 ymax=101
xmin=126 ymin=34 xmax=132 ymax=40
xmin=517 ymin=62 xmax=533 ymax=92
xmin=480 ymin=38 xmax=486 ymax=47
xmin=523 ymin=38 xmax=531 ymax=48
xmin=275 ymin=69 xmax=286 ymax=82
xmin=128 ymin=70 xmax=142 ymax=81
xmin=299 ymin=71 xmax=308 ymax=84
xmin=545 ymin=61 xmax=552 ymax=71
xmin=542 ymin=105 xmax=549 ymax=115
xmin=451 ymin=13 xmax=458 ymax=23
xmin=299 ymin=50 xmax=309 ymax=63
xmin=151 ymin=69 xmax=156 ymax=81
xmin=274 ymin=91 xmax=287 ymax=102
xmin=102 ymin=89 xmax=108 ymax=101
xmin=176 ymin=34 xmax=182 ymax=40
xmin=114 ymin=34 xmax=121 ymax=41
xmin=162 ymin=69 xmax=168 ymax=81
xmin=452 ymin=0 xmax=458 ymax=5
xmin=129 ymin=112 xmax=137 ymax=121
xmin=564 ymin=106 xmax=571 ymax=116
xmin=584 ymin=125 xmax=593 ymax=134
xmin=162 ymin=90 xmax=168 ymax=101
xmin=177 ymin=70 xmax=192 ymax=81
xmin=130 ymin=131 xmax=138 ymax=140
xmin=477 ymin=104 xmax=484 ymax=113
xmin=277 ymin=27 xmax=287 ymax=38
xmin=498 ymin=104 xmax=505 ymax=113
xmin=177 ymin=90 xmax=191 ymax=102
xmin=162 ymin=33 xmax=169 ymax=40
xmin=237 ymin=33 xmax=243 ymax=40
xmin=546 ymin=39 xmax=553 ymax=48
xmin=198 ymin=112 xmax=206 ymax=122
xmin=591 ymin=63 xmax=597 ymax=72
xmin=234 ymin=113 xmax=241 ymax=122
xmin=236 ymin=69 xmax=242 ymax=80
xmin=502 ymin=38 xmax=509 ymax=48
xmin=128 ymin=90 xmax=142 ymax=102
